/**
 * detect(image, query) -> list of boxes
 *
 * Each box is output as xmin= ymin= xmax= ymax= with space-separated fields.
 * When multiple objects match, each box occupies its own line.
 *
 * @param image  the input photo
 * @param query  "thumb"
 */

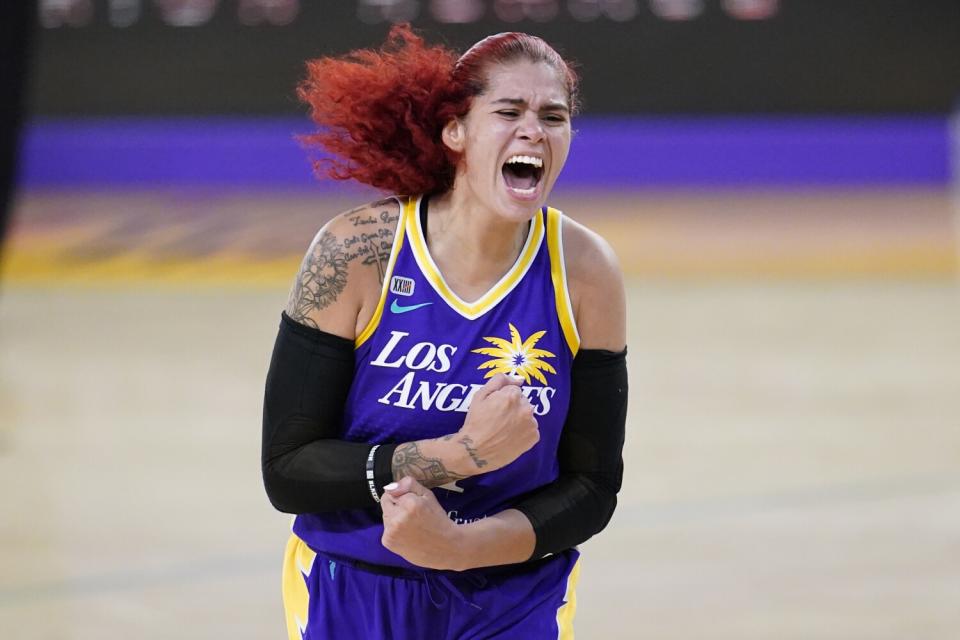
xmin=383 ymin=475 xmax=423 ymax=499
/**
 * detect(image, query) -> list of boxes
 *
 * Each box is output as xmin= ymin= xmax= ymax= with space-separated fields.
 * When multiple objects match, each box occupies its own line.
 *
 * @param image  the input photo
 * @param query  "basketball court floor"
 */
xmin=1 ymin=189 xmax=958 ymax=638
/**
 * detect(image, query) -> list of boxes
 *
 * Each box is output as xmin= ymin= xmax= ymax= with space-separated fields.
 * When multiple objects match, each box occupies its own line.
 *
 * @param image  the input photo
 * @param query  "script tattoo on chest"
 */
xmin=343 ymin=226 xmax=393 ymax=284
xmin=345 ymin=206 xmax=399 ymax=284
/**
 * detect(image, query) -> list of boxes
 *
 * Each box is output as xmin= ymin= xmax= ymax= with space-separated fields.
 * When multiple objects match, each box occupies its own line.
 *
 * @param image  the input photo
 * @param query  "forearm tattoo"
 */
xmin=392 ymin=442 xmax=468 ymax=489
xmin=285 ymin=203 xmax=400 ymax=327
xmin=456 ymin=436 xmax=488 ymax=469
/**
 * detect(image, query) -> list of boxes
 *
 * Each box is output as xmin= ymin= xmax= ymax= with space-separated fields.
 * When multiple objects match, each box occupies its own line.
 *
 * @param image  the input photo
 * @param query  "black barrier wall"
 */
xmin=29 ymin=0 xmax=960 ymax=115
xmin=1 ymin=1 xmax=35 ymax=255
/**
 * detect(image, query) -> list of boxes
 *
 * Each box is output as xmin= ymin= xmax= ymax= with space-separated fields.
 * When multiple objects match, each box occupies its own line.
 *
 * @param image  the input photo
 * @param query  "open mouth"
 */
xmin=501 ymin=155 xmax=544 ymax=196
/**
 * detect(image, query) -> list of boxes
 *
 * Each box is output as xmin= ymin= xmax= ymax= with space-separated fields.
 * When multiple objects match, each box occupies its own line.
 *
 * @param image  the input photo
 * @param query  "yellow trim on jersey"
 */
xmin=556 ymin=557 xmax=581 ymax=639
xmin=407 ymin=195 xmax=545 ymax=320
xmin=282 ymin=533 xmax=318 ymax=640
xmin=546 ymin=208 xmax=581 ymax=355
xmin=354 ymin=197 xmax=410 ymax=348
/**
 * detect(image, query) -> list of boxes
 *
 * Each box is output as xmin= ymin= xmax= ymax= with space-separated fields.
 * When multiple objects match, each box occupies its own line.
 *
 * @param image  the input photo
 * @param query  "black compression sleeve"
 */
xmin=513 ymin=347 xmax=628 ymax=558
xmin=261 ymin=312 xmax=398 ymax=513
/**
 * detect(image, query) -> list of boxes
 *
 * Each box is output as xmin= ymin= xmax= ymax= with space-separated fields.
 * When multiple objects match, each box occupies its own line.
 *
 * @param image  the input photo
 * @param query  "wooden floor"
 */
xmin=3 ymin=188 xmax=957 ymax=283
xmin=1 ymin=190 xmax=959 ymax=638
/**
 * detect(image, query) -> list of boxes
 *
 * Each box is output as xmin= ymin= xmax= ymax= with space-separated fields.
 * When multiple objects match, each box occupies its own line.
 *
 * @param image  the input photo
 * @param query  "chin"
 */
xmin=495 ymin=180 xmax=552 ymax=220
xmin=495 ymin=197 xmax=543 ymax=223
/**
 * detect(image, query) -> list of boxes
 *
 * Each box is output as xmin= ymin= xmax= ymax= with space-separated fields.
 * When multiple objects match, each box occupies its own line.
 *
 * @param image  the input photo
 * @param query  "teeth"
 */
xmin=506 ymin=155 xmax=543 ymax=168
xmin=509 ymin=186 xmax=537 ymax=195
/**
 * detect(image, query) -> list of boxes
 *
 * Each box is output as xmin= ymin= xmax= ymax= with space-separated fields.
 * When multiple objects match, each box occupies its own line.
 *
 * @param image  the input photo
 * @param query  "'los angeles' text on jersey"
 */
xmin=370 ymin=327 xmax=558 ymax=416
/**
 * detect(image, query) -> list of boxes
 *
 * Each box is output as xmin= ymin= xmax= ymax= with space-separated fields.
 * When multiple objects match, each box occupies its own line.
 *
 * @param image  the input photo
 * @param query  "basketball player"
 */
xmin=262 ymin=26 xmax=627 ymax=639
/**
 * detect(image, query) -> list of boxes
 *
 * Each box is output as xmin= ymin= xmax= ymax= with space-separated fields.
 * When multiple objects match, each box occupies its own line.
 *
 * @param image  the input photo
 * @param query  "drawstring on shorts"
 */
xmin=422 ymin=571 xmax=487 ymax=610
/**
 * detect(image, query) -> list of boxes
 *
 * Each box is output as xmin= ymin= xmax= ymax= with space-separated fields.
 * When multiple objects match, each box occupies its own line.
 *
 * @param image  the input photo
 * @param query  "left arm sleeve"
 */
xmin=513 ymin=347 xmax=628 ymax=559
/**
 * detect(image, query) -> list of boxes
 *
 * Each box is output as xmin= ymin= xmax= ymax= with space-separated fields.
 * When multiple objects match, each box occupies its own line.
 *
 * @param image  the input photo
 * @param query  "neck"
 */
xmin=425 ymin=188 xmax=534 ymax=295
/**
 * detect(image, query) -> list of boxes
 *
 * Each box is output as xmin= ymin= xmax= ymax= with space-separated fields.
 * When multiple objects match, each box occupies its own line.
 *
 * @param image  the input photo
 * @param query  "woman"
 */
xmin=262 ymin=25 xmax=627 ymax=639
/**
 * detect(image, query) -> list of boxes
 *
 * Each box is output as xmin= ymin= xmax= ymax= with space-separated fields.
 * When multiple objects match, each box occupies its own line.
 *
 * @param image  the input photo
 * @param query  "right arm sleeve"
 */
xmin=261 ymin=312 xmax=398 ymax=513
xmin=512 ymin=347 xmax=627 ymax=558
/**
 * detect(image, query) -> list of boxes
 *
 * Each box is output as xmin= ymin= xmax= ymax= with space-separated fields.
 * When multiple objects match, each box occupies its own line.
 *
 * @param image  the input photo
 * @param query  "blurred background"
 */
xmin=2 ymin=1 xmax=959 ymax=638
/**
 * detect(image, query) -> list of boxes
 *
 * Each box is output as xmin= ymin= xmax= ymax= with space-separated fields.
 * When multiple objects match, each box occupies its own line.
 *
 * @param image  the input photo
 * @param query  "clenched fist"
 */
xmin=380 ymin=477 xmax=462 ymax=570
xmin=454 ymin=373 xmax=540 ymax=474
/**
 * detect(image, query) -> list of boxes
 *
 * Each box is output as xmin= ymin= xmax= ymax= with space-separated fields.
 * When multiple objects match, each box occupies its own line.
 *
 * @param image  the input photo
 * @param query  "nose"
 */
xmin=516 ymin=113 xmax=544 ymax=142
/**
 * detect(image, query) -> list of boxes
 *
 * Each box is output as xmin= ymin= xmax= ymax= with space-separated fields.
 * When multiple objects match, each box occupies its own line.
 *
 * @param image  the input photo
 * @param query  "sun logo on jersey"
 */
xmin=472 ymin=323 xmax=557 ymax=385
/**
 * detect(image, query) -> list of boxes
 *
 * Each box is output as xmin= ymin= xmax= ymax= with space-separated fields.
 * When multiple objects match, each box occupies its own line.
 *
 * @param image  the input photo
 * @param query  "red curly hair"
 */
xmin=297 ymin=25 xmax=578 ymax=195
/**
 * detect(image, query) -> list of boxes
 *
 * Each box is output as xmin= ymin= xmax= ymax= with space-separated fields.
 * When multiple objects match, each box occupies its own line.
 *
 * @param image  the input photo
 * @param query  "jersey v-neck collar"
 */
xmin=405 ymin=195 xmax=545 ymax=320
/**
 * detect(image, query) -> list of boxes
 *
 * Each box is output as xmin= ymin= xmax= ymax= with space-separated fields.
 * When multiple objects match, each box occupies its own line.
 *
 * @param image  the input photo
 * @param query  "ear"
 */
xmin=441 ymin=118 xmax=466 ymax=153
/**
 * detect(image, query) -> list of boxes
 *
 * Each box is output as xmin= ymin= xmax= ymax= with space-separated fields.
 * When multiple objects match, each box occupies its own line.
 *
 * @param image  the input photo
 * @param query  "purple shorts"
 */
xmin=282 ymin=534 xmax=580 ymax=639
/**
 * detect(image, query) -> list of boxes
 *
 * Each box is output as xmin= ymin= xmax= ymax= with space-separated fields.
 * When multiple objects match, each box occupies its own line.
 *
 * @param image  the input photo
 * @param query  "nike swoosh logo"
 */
xmin=390 ymin=300 xmax=433 ymax=314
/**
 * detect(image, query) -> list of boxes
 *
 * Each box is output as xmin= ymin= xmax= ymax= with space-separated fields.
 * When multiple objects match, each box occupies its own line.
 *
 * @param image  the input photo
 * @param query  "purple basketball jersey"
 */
xmin=293 ymin=195 xmax=580 ymax=569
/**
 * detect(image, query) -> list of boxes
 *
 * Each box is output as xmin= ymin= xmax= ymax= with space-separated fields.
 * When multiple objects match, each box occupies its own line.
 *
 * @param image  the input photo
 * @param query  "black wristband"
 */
xmin=373 ymin=442 xmax=398 ymax=496
xmin=365 ymin=443 xmax=400 ymax=502
xmin=365 ymin=446 xmax=382 ymax=503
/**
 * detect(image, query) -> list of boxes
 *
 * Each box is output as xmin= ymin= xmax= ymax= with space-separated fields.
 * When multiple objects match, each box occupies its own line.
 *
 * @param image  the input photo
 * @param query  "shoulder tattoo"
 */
xmin=286 ymin=205 xmax=402 ymax=326
xmin=286 ymin=232 xmax=349 ymax=328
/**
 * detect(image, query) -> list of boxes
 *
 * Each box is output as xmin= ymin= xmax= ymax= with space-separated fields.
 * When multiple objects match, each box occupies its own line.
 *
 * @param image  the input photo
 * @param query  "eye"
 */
xmin=542 ymin=114 xmax=567 ymax=124
xmin=496 ymin=110 xmax=520 ymax=118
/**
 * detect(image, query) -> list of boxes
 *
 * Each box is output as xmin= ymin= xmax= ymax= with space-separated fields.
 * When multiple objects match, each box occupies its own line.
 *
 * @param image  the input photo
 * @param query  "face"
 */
xmin=443 ymin=60 xmax=573 ymax=222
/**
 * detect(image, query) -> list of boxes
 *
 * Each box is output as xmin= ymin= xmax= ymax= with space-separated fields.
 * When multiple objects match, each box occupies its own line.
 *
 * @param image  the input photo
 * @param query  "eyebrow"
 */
xmin=492 ymin=98 xmax=570 ymax=112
